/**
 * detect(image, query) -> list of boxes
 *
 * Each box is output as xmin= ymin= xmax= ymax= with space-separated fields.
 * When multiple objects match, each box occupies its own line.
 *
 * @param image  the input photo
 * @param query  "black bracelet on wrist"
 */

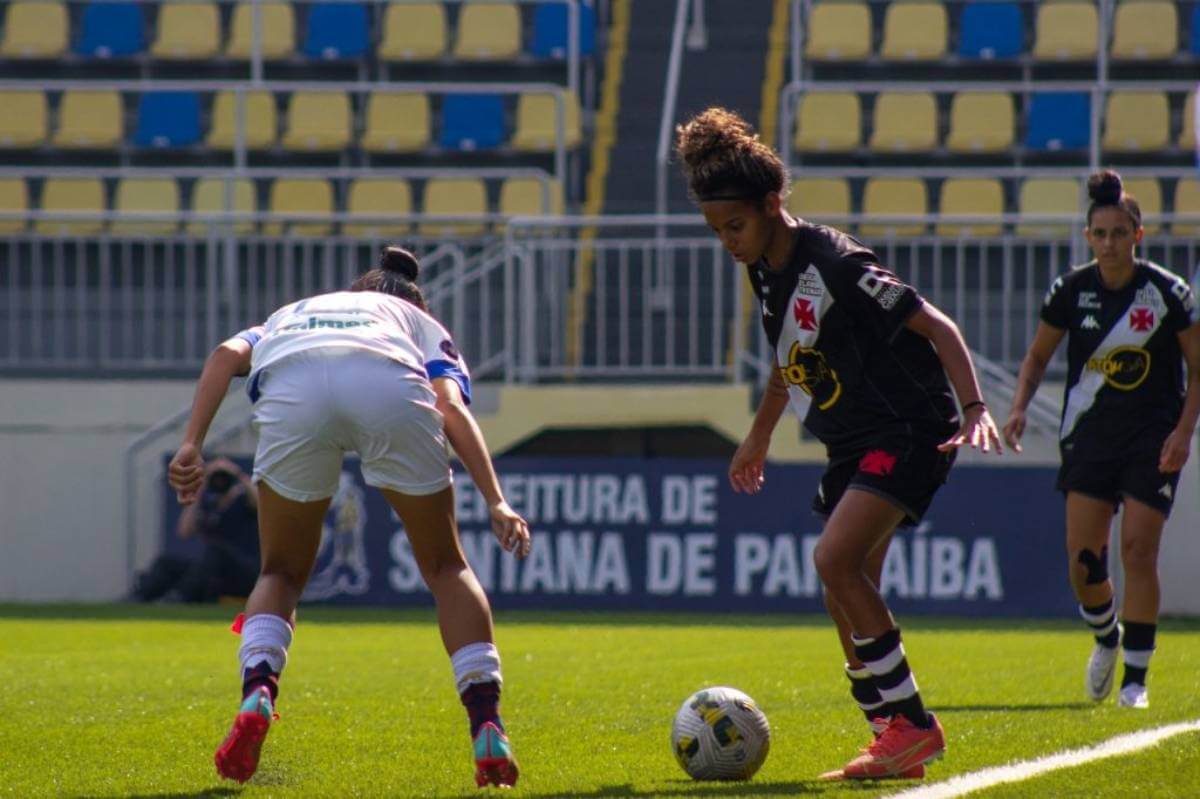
xmin=962 ymin=400 xmax=987 ymax=413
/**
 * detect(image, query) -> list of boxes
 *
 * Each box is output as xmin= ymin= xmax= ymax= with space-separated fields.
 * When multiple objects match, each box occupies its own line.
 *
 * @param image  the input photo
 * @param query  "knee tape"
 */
xmin=1076 ymin=546 xmax=1109 ymax=585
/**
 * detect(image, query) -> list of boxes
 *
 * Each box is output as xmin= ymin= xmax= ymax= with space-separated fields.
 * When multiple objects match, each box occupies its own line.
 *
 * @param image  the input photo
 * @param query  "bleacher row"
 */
xmin=0 ymin=0 xmax=596 ymax=62
xmin=0 ymin=174 xmax=565 ymax=235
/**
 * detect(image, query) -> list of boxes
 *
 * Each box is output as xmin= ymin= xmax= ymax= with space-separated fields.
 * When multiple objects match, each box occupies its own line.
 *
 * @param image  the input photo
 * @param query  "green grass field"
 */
xmin=2 ymin=605 xmax=1198 ymax=798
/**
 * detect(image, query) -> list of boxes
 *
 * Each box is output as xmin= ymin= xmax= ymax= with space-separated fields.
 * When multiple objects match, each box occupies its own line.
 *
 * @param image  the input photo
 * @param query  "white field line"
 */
xmin=882 ymin=719 xmax=1200 ymax=799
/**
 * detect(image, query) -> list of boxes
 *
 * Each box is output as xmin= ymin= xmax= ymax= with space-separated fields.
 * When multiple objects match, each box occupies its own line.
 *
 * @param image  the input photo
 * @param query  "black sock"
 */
xmin=853 ymin=628 xmax=930 ymax=729
xmin=242 ymin=660 xmax=280 ymax=702
xmin=1081 ymin=599 xmax=1120 ymax=648
xmin=461 ymin=681 xmax=502 ymax=737
xmin=845 ymin=664 xmax=887 ymax=724
xmin=1121 ymin=621 xmax=1157 ymax=688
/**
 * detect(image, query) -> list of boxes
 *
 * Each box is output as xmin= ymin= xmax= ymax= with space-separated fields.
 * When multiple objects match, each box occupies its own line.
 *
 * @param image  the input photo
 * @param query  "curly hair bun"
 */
xmin=675 ymin=108 xmax=757 ymax=172
xmin=1087 ymin=169 xmax=1123 ymax=206
xmin=379 ymin=246 xmax=420 ymax=281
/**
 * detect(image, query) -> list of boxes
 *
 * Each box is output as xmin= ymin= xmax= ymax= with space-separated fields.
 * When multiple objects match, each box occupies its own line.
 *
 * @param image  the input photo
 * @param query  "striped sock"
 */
xmin=852 ymin=628 xmax=930 ymax=729
xmin=1121 ymin=621 xmax=1156 ymax=688
xmin=1080 ymin=599 xmax=1120 ymax=649
xmin=845 ymin=663 xmax=888 ymax=725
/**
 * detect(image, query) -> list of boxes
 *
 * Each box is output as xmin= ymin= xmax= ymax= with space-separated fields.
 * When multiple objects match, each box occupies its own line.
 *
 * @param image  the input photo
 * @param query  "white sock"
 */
xmin=450 ymin=642 xmax=502 ymax=694
xmin=238 ymin=613 xmax=293 ymax=675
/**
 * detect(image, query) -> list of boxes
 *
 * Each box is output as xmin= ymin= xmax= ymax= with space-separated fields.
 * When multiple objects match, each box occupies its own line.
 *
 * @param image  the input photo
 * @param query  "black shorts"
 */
xmin=1057 ymin=453 xmax=1180 ymax=516
xmin=813 ymin=437 xmax=956 ymax=527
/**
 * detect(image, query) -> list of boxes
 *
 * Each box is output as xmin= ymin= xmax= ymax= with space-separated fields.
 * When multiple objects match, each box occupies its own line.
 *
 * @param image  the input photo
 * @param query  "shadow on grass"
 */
xmin=935 ymin=701 xmax=1093 ymax=713
xmin=474 ymin=779 xmax=841 ymax=798
xmin=74 ymin=790 xmax=239 ymax=799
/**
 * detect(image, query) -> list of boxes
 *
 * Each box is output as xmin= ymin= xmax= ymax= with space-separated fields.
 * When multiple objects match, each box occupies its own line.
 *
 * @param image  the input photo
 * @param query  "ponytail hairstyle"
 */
xmin=350 ymin=246 xmax=428 ymax=311
xmin=675 ymin=107 xmax=789 ymax=206
xmin=1086 ymin=169 xmax=1142 ymax=230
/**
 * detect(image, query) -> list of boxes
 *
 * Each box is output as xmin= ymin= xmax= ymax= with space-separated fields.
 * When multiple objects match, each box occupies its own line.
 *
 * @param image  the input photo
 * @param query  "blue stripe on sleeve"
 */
xmin=235 ymin=327 xmax=263 ymax=348
xmin=425 ymin=359 xmax=472 ymax=405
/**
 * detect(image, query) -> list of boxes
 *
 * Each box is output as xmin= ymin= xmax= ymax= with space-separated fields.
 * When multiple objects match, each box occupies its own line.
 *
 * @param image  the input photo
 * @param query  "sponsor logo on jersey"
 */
xmin=1085 ymin=345 xmax=1151 ymax=390
xmin=1159 ymin=484 xmax=1173 ymax=500
xmin=1080 ymin=315 xmax=1100 ymax=330
xmin=857 ymin=267 xmax=908 ymax=310
xmin=793 ymin=297 xmax=818 ymax=331
xmin=1129 ymin=307 xmax=1155 ymax=332
xmin=796 ymin=267 xmax=825 ymax=297
xmin=1134 ymin=286 xmax=1167 ymax=311
xmin=1077 ymin=291 xmax=1101 ymax=309
xmin=859 ymin=450 xmax=898 ymax=477
xmin=780 ymin=342 xmax=842 ymax=410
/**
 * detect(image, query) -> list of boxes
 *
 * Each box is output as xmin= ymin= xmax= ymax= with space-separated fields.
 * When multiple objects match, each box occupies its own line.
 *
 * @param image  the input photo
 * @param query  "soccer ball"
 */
xmin=671 ymin=686 xmax=770 ymax=781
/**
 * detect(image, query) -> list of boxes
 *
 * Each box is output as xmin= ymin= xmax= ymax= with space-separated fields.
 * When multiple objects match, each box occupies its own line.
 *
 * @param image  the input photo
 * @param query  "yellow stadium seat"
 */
xmin=804 ymin=2 xmax=871 ymax=61
xmin=1173 ymin=178 xmax=1200 ymax=236
xmin=0 ymin=92 xmax=48 ymax=148
xmin=112 ymin=178 xmax=179 ymax=235
xmin=281 ymin=91 xmax=351 ymax=152
xmin=53 ymin=90 xmax=123 ymax=149
xmin=37 ymin=177 xmax=106 ymax=235
xmin=1111 ymin=0 xmax=1176 ymax=59
xmin=936 ymin=178 xmax=1003 ymax=237
xmin=945 ymin=92 xmax=1013 ymax=153
xmin=151 ymin=2 xmax=219 ymax=59
xmin=0 ymin=178 xmax=29 ymax=234
xmin=225 ymin=1 xmax=295 ymax=59
xmin=1102 ymin=91 xmax=1169 ymax=152
xmin=265 ymin=178 xmax=333 ymax=236
xmin=861 ymin=178 xmax=928 ymax=237
xmin=1033 ymin=2 xmax=1097 ymax=61
xmin=1178 ymin=91 xmax=1195 ymax=150
xmin=511 ymin=92 xmax=582 ymax=151
xmin=206 ymin=91 xmax=277 ymax=150
xmin=345 ymin=179 xmax=413 ymax=236
xmin=189 ymin=177 xmax=257 ymax=234
xmin=362 ymin=93 xmax=430 ymax=152
xmin=419 ymin=177 xmax=488 ymax=237
xmin=379 ymin=2 xmax=446 ymax=61
xmin=1121 ymin=178 xmax=1162 ymax=235
xmin=453 ymin=2 xmax=521 ymax=60
xmin=499 ymin=178 xmax=564 ymax=217
xmin=793 ymin=93 xmax=860 ymax=153
xmin=880 ymin=1 xmax=947 ymax=60
xmin=1017 ymin=178 xmax=1080 ymax=237
xmin=869 ymin=92 xmax=937 ymax=152
xmin=786 ymin=178 xmax=851 ymax=224
xmin=0 ymin=1 xmax=68 ymax=58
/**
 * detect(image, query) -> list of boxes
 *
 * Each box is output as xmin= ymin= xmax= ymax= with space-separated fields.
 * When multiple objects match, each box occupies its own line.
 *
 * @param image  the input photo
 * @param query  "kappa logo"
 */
xmin=1081 ymin=315 xmax=1100 ymax=330
xmin=1129 ymin=307 xmax=1155 ymax=332
xmin=859 ymin=450 xmax=898 ymax=477
xmin=793 ymin=297 xmax=818 ymax=331
xmin=1077 ymin=291 xmax=1101 ymax=309
xmin=1159 ymin=484 xmax=1173 ymax=500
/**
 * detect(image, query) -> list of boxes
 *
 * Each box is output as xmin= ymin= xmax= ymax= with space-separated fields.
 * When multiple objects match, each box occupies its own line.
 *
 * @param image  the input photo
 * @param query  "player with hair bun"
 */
xmin=168 ymin=246 xmax=530 ymax=787
xmin=676 ymin=107 xmax=1002 ymax=781
xmin=1005 ymin=169 xmax=1200 ymax=710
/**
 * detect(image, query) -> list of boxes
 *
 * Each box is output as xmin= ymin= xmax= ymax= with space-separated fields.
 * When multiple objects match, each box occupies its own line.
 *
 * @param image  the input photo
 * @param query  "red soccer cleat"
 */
xmin=836 ymin=713 xmax=944 ymax=780
xmin=473 ymin=721 xmax=519 ymax=788
xmin=214 ymin=686 xmax=274 ymax=783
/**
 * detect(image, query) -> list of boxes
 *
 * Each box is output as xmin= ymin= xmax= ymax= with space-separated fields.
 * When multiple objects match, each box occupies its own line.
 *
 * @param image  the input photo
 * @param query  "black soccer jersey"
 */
xmin=1041 ymin=259 xmax=1200 ymax=460
xmin=749 ymin=223 xmax=958 ymax=452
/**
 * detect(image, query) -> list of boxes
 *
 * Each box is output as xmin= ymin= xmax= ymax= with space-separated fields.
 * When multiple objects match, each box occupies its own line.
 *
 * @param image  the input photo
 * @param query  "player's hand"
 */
xmin=168 ymin=442 xmax=206 ymax=505
xmin=729 ymin=432 xmax=770 ymax=494
xmin=939 ymin=406 xmax=1003 ymax=454
xmin=1002 ymin=409 xmax=1026 ymax=454
xmin=1159 ymin=426 xmax=1192 ymax=473
xmin=489 ymin=501 xmax=531 ymax=558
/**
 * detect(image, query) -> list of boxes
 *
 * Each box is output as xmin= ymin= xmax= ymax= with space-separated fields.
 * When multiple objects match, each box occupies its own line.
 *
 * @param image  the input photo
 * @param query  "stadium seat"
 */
xmin=266 ymin=178 xmax=333 ymax=236
xmin=1180 ymin=92 xmax=1196 ymax=149
xmin=786 ymin=178 xmax=851 ymax=224
xmin=378 ymin=2 xmax=446 ymax=60
xmin=499 ymin=177 xmax=564 ymax=217
xmin=362 ymin=93 xmax=431 ymax=152
xmin=861 ymin=178 xmax=928 ymax=237
xmin=1111 ymin=0 xmax=1176 ymax=60
xmin=793 ymin=92 xmax=860 ymax=153
xmin=226 ymin=1 xmax=295 ymax=59
xmin=134 ymin=92 xmax=201 ymax=148
xmin=879 ymin=1 xmax=947 ymax=60
xmin=302 ymin=3 xmax=368 ymax=59
xmin=345 ymin=179 xmax=413 ymax=236
xmin=1025 ymin=92 xmax=1091 ymax=151
xmin=37 ymin=177 xmax=106 ymax=235
xmin=453 ymin=2 xmax=521 ymax=60
xmin=112 ymin=178 xmax=179 ymax=235
xmin=0 ymin=178 xmax=29 ymax=233
xmin=936 ymin=178 xmax=1003 ymax=237
xmin=75 ymin=1 xmax=145 ymax=57
xmin=281 ymin=91 xmax=351 ymax=152
xmin=150 ymin=2 xmax=218 ymax=58
xmin=1173 ymin=178 xmax=1200 ymax=235
xmin=188 ymin=177 xmax=256 ymax=234
xmin=0 ymin=91 xmax=48 ymax=148
xmin=419 ymin=177 xmax=488 ymax=237
xmin=0 ymin=1 xmax=69 ymax=58
xmin=804 ymin=1 xmax=871 ymax=60
xmin=1193 ymin=6 xmax=1200 ymax=55
xmin=1032 ymin=2 xmax=1097 ymax=60
xmin=53 ymin=90 xmax=123 ymax=149
xmin=945 ymin=91 xmax=1013 ymax=153
xmin=439 ymin=94 xmax=506 ymax=150
xmin=511 ymin=92 xmax=582 ymax=151
xmin=207 ymin=91 xmax=277 ymax=150
xmin=1102 ymin=92 xmax=1169 ymax=152
xmin=868 ymin=92 xmax=937 ymax=152
xmin=1016 ymin=178 xmax=1080 ymax=237
xmin=1122 ymin=177 xmax=1162 ymax=235
xmin=530 ymin=1 xmax=596 ymax=58
xmin=958 ymin=2 xmax=1023 ymax=59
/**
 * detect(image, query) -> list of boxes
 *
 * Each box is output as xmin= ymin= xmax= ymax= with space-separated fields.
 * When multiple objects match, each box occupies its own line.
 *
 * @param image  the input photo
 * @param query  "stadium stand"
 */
xmin=206 ymin=90 xmax=278 ymax=150
xmin=225 ymin=1 xmax=296 ymax=59
xmin=419 ymin=176 xmax=489 ymax=236
xmin=1110 ymin=0 xmax=1176 ymax=60
xmin=1101 ymin=91 xmax=1170 ymax=152
xmin=265 ymin=177 xmax=334 ymax=235
xmin=804 ymin=1 xmax=871 ymax=61
xmin=869 ymin=92 xmax=937 ymax=152
xmin=134 ymin=92 xmax=203 ymax=149
xmin=1177 ymin=91 xmax=1195 ymax=149
xmin=0 ymin=177 xmax=28 ymax=233
xmin=499 ymin=176 xmax=564 ymax=216
xmin=1032 ymin=1 xmax=1098 ymax=61
xmin=1122 ymin=177 xmax=1162 ymax=234
xmin=440 ymin=94 xmax=507 ymax=150
xmin=793 ymin=92 xmax=861 ymax=153
xmin=188 ymin=176 xmax=256 ymax=234
xmin=36 ymin=176 xmax=105 ymax=234
xmin=0 ymin=91 xmax=48 ymax=147
xmin=1016 ymin=178 xmax=1080 ymax=237
xmin=1175 ymin=178 xmax=1200 ymax=234
xmin=957 ymin=1 xmax=1023 ymax=59
xmin=531 ymin=0 xmax=596 ymax=58
xmin=453 ymin=1 xmax=522 ymax=60
xmin=378 ymin=2 xmax=447 ymax=61
xmin=511 ymin=91 xmax=583 ymax=151
xmin=362 ymin=93 xmax=432 ymax=153
xmin=861 ymin=177 xmax=927 ymax=237
xmin=75 ymin=1 xmax=146 ymax=58
xmin=302 ymin=2 xmax=370 ymax=60
xmin=1025 ymin=92 xmax=1091 ymax=151
xmin=150 ymin=2 xmax=220 ymax=59
xmin=945 ymin=91 xmax=1014 ymax=153
xmin=786 ymin=177 xmax=852 ymax=222
xmin=112 ymin=177 xmax=180 ymax=234
xmin=0 ymin=0 xmax=69 ymax=58
xmin=53 ymin=90 xmax=124 ymax=149
xmin=879 ymin=1 xmax=947 ymax=61
xmin=281 ymin=91 xmax=353 ymax=152
xmin=345 ymin=178 xmax=413 ymax=236
xmin=936 ymin=178 xmax=1004 ymax=237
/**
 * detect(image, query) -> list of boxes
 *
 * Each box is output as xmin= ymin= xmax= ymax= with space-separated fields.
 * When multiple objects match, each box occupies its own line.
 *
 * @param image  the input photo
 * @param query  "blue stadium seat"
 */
xmin=958 ymin=2 xmax=1023 ymax=59
xmin=302 ymin=3 xmax=368 ymax=59
xmin=1025 ymin=92 xmax=1091 ymax=150
xmin=439 ymin=94 xmax=506 ymax=150
xmin=1192 ymin=5 xmax=1200 ymax=55
xmin=530 ymin=1 xmax=596 ymax=58
xmin=75 ymin=1 xmax=145 ymax=57
xmin=134 ymin=92 xmax=201 ymax=148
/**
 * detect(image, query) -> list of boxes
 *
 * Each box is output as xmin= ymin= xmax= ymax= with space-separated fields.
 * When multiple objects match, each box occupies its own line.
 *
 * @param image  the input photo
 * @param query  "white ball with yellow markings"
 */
xmin=671 ymin=686 xmax=770 ymax=781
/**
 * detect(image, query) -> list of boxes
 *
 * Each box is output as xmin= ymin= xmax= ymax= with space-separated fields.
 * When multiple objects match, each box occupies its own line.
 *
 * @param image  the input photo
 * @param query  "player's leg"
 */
xmin=1115 ymin=496 xmax=1168 ymax=709
xmin=1065 ymin=491 xmax=1121 ymax=701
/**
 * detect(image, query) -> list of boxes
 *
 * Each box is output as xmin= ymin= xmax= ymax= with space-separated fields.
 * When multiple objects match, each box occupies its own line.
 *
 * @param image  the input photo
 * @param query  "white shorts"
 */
xmin=250 ymin=347 xmax=452 ymax=502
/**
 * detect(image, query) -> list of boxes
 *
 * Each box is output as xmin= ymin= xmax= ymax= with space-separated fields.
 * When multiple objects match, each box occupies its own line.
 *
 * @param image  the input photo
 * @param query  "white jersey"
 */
xmin=236 ymin=290 xmax=472 ymax=402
